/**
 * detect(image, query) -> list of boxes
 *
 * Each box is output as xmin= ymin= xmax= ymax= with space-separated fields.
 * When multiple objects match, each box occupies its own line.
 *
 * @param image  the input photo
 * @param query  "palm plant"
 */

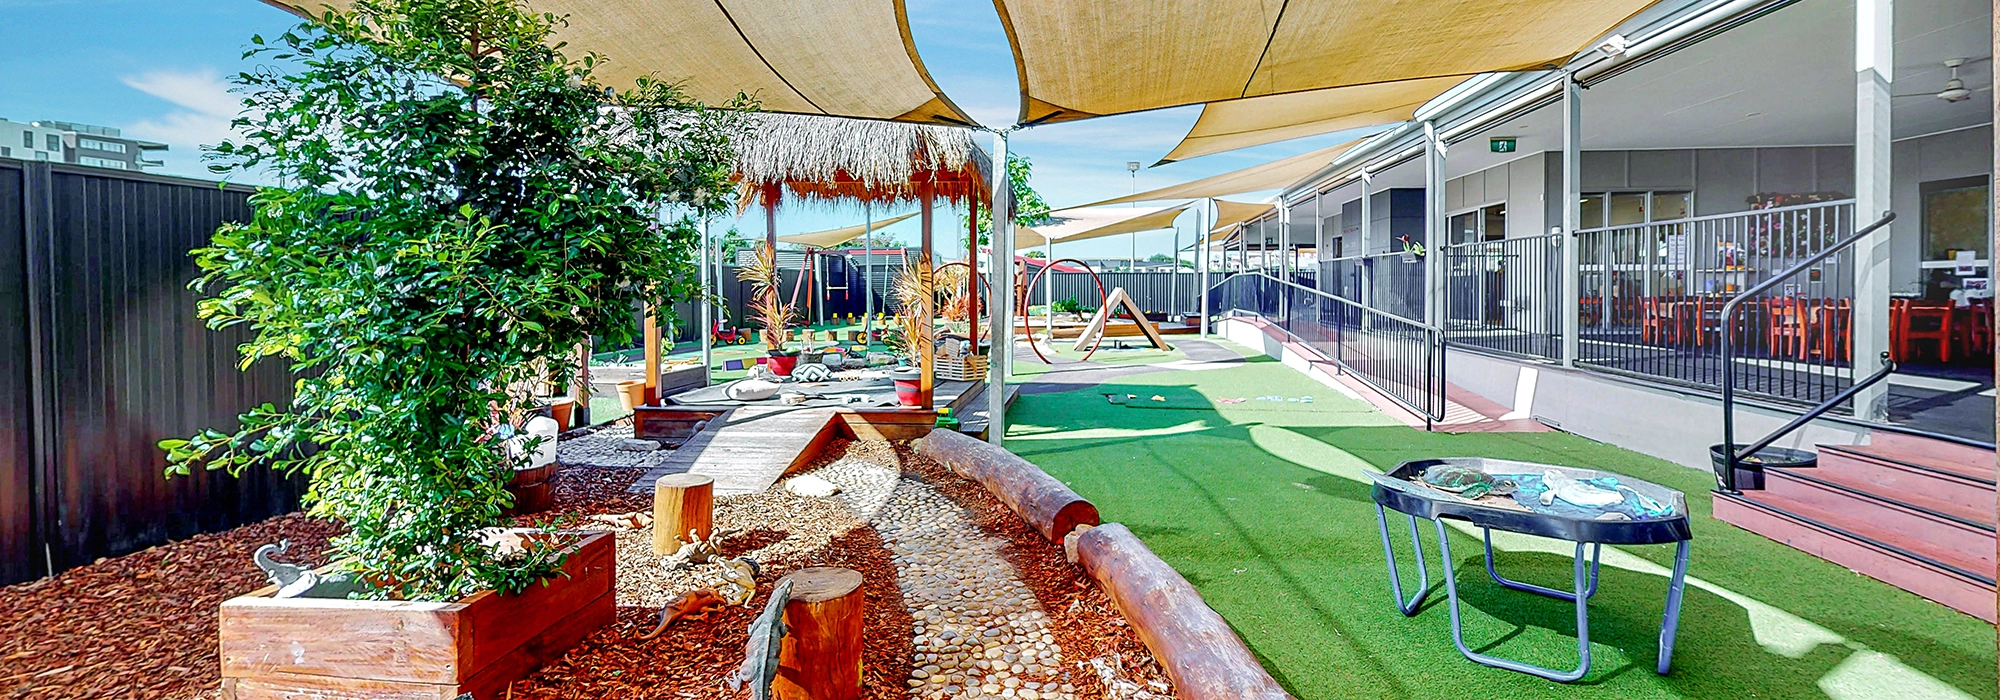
xmin=889 ymin=255 xmax=937 ymax=362
xmin=737 ymin=243 xmax=795 ymax=354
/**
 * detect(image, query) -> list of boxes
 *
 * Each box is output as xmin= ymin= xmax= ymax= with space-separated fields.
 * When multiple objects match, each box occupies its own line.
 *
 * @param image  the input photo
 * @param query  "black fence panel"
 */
xmin=0 ymin=162 xmax=305 ymax=585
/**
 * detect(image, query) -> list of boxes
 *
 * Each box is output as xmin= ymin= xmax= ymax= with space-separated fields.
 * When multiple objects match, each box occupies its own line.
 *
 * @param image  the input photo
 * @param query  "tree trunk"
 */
xmin=916 ymin=429 xmax=1099 ymax=542
xmin=651 ymin=473 xmax=714 ymax=555
xmin=774 ymin=567 xmax=864 ymax=700
xmin=1075 ymin=523 xmax=1292 ymax=700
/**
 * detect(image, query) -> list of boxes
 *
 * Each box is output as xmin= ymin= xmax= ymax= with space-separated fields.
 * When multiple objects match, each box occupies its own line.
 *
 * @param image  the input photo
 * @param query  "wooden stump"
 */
xmin=774 ymin=567 xmax=865 ymax=700
xmin=651 ymin=473 xmax=714 ymax=555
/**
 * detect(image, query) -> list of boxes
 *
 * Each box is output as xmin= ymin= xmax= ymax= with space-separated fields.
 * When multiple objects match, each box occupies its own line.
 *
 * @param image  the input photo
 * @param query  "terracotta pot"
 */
xmin=542 ymin=397 xmax=575 ymax=430
xmin=617 ymin=380 xmax=645 ymax=412
xmin=767 ymin=352 xmax=800 ymax=377
xmin=218 ymin=531 xmax=615 ymax=698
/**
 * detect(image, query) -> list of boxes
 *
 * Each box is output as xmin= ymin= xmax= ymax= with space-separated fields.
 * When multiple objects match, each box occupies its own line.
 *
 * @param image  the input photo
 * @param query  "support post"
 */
xmin=700 ymin=218 xmax=713 ymax=387
xmin=643 ymin=302 xmax=661 ymax=405
xmin=1424 ymin=121 xmax=1446 ymax=328
xmin=862 ymin=204 xmax=874 ymax=345
xmin=920 ymin=184 xmax=936 ymax=409
xmin=1361 ymin=171 xmax=1373 ymax=310
xmin=1199 ymin=198 xmax=1212 ymax=336
xmin=1313 ymin=189 xmax=1324 ymax=291
xmin=651 ymin=473 xmax=714 ymax=555
xmin=968 ymin=195 xmax=981 ymax=355
xmin=1851 ymin=0 xmax=1893 ymax=420
xmin=987 ymin=130 xmax=1014 ymax=446
xmin=1561 ymin=74 xmax=1582 ymax=368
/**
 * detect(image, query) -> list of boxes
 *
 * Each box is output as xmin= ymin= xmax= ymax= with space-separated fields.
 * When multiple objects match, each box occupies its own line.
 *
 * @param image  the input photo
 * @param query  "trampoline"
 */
xmin=1368 ymin=457 xmax=1693 ymax=682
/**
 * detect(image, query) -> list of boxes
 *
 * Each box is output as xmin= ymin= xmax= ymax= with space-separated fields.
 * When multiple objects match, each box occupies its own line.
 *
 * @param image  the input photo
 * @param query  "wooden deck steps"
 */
xmin=627 ymin=407 xmax=842 ymax=496
xmin=1713 ymin=432 xmax=1996 ymax=621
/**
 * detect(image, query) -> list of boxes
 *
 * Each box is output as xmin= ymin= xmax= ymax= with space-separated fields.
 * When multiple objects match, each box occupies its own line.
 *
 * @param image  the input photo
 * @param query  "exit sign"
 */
xmin=1490 ymin=137 xmax=1517 ymax=153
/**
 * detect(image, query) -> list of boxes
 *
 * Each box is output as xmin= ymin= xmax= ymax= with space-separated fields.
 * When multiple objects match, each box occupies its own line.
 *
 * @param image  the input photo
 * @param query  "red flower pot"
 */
xmin=891 ymin=368 xmax=923 ymax=406
xmin=767 ymin=352 xmax=800 ymax=377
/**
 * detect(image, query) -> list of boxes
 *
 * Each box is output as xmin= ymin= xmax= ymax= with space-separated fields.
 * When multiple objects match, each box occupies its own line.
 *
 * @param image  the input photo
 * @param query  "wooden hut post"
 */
xmin=643 ymin=301 xmax=661 ymax=405
xmin=651 ymin=473 xmax=714 ymax=555
xmin=919 ymin=182 xmax=936 ymax=409
xmin=773 ymin=567 xmax=865 ymax=700
xmin=967 ymin=195 xmax=980 ymax=354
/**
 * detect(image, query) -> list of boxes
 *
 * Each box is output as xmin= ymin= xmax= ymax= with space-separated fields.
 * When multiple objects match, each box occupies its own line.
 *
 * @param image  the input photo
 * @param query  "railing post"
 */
xmin=1560 ymin=72 xmax=1581 ymax=368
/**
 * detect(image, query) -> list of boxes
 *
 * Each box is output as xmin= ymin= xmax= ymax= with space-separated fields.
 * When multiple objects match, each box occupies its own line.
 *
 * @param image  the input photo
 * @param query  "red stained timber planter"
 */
xmin=217 ymin=531 xmax=614 ymax=700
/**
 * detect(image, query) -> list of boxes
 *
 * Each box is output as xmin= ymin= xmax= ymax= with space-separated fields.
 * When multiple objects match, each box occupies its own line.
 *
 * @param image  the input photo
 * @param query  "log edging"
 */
xmin=913 ymin=433 xmax=1290 ymax=699
xmin=915 ymin=430 xmax=1100 ymax=542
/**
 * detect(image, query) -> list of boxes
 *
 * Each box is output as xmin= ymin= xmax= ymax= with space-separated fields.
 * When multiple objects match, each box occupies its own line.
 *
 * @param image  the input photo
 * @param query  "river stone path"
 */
xmin=868 ymin=476 xmax=1078 ymax=700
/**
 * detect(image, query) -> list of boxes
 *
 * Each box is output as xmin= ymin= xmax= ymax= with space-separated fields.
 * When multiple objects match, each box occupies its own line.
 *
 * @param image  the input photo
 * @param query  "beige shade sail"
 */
xmin=1015 ymin=204 xmax=1191 ymax=248
xmin=265 ymin=0 xmax=975 ymax=125
xmin=1210 ymin=199 xmax=1275 ymax=233
xmin=993 ymin=0 xmax=1652 ymax=125
xmin=1080 ymin=139 xmax=1360 ymax=208
xmin=777 ymin=211 xmax=919 ymax=248
xmin=1159 ymin=77 xmax=1462 ymax=163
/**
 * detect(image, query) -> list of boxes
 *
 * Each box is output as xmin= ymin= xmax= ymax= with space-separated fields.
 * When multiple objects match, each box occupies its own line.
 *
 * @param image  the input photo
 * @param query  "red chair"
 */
xmin=1815 ymin=299 xmax=1852 ymax=364
xmin=1953 ymin=301 xmax=1993 ymax=358
xmin=1766 ymin=298 xmax=1811 ymax=359
xmin=1897 ymin=301 xmax=1954 ymax=363
xmin=1640 ymin=298 xmax=1673 ymax=344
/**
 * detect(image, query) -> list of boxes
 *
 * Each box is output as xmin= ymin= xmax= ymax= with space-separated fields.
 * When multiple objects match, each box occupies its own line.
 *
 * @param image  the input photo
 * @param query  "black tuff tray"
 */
xmin=1370 ymin=457 xmax=1692 ymax=545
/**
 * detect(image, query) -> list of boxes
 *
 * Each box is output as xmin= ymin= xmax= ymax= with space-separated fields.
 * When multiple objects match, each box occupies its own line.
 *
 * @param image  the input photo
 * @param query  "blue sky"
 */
xmin=0 ymin=0 xmax=1377 ymax=259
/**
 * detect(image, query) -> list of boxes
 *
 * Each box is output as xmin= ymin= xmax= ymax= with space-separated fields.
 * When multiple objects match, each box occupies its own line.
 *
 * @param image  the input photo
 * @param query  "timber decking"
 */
xmin=627 ymin=407 xmax=842 ymax=496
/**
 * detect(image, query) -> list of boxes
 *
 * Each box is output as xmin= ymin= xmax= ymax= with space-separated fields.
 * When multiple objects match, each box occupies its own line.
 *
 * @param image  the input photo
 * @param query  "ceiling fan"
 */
xmin=1893 ymin=58 xmax=1988 ymax=103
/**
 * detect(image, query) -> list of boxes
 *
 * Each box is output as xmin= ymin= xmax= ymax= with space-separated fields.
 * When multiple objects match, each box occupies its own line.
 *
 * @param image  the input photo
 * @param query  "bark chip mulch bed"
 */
xmin=0 ymin=438 xmax=1172 ymax=700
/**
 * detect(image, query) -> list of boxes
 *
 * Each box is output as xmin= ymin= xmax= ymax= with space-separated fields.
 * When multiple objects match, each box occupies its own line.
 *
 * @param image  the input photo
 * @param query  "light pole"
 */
xmin=1126 ymin=161 xmax=1140 ymax=271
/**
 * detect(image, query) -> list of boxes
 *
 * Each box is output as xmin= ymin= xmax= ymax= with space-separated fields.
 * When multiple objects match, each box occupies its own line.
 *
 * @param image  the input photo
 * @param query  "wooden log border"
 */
xmin=916 ymin=430 xmax=1100 ymax=542
xmin=914 ymin=432 xmax=1290 ymax=699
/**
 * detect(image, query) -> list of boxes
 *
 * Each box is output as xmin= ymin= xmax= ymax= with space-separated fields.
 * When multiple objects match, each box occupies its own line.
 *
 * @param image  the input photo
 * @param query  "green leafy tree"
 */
xmin=160 ymin=0 xmax=747 ymax=601
xmin=976 ymin=153 xmax=1052 ymax=244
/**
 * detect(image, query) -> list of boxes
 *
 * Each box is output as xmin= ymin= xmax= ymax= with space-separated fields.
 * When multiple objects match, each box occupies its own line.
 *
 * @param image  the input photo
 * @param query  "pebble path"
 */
xmin=870 ymin=477 xmax=1077 ymax=700
xmin=556 ymin=425 xmax=677 ymax=470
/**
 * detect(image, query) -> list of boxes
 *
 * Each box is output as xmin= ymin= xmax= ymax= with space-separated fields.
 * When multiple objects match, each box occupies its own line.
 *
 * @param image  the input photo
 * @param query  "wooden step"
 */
xmin=1759 ymin=468 xmax=1993 ymax=561
xmin=1815 ymin=444 xmax=1997 ymax=516
xmin=1713 ymin=490 xmax=1995 ymax=622
xmin=1861 ymin=432 xmax=1996 ymax=481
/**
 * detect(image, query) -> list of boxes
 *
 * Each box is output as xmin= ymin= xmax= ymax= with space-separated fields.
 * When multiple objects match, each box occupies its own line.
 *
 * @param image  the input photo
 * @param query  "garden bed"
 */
xmin=0 ymin=440 xmax=1170 ymax=700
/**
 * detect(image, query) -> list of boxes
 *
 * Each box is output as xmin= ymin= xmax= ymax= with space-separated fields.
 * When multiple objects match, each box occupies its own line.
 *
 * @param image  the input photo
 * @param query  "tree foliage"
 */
xmin=977 ymin=153 xmax=1052 ymax=242
xmin=160 ymin=0 xmax=747 ymax=601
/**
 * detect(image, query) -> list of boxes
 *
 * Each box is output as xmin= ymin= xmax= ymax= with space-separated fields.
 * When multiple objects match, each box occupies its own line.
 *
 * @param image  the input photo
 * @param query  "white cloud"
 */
xmin=117 ymin=69 xmax=259 ymax=181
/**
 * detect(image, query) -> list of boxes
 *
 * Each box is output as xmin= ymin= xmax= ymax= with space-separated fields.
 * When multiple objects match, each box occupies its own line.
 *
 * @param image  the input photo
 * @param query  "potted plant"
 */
xmin=739 ymin=243 xmax=801 ymax=376
xmin=158 ymin=0 xmax=744 ymax=695
xmin=889 ymin=256 xmax=938 ymax=406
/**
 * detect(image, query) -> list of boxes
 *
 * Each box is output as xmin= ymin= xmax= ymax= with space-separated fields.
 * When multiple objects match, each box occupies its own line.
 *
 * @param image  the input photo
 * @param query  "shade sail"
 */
xmin=778 ymin=211 xmax=919 ymax=247
xmin=993 ymin=0 xmax=1652 ymax=125
xmin=1159 ymin=77 xmax=1462 ymax=163
xmin=1015 ymin=204 xmax=1190 ymax=248
xmin=1210 ymin=199 xmax=1275 ymax=233
xmin=265 ymin=0 xmax=974 ymax=125
xmin=1081 ymin=140 xmax=1360 ymax=208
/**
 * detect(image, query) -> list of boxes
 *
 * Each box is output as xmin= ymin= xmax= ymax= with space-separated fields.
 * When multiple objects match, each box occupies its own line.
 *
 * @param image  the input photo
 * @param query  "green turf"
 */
xmin=1004 ymin=340 xmax=1995 ymax=700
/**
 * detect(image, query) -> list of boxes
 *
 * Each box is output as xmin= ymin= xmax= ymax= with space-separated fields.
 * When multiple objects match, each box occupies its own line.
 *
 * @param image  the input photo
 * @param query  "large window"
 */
xmin=1448 ymin=204 xmax=1506 ymax=244
xmin=78 ymin=157 xmax=127 ymax=170
xmin=45 ymin=134 xmax=60 ymax=151
xmin=1579 ymin=191 xmax=1692 ymax=228
xmin=78 ymin=138 xmax=126 ymax=153
xmin=1921 ymin=176 xmax=1989 ymax=262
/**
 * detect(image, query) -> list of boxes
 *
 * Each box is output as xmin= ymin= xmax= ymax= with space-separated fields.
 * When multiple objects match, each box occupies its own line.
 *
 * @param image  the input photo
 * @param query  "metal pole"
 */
xmin=1171 ymin=213 xmax=1181 ymax=317
xmin=1199 ymin=197 xmax=1212 ymax=336
xmin=863 ymin=203 xmax=874 ymax=347
xmin=1561 ymin=73 xmax=1582 ymax=368
xmin=700 ymin=218 xmax=713 ymax=386
xmin=988 ymin=131 xmax=1015 ymax=446
xmin=1851 ymin=0 xmax=1893 ymax=420
xmin=1424 ymin=120 xmax=1446 ymax=328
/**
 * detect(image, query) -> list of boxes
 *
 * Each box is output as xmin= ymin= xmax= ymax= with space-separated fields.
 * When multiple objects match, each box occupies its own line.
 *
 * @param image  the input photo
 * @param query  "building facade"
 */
xmin=0 ymin=119 xmax=165 ymax=170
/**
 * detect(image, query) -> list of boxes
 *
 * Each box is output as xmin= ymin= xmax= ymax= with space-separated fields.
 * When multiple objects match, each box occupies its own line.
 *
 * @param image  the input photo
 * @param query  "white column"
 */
xmin=1561 ymin=74 xmax=1582 ymax=367
xmin=1851 ymin=0 xmax=1893 ymax=420
xmin=1313 ymin=190 xmax=1324 ymax=289
xmin=700 ymin=218 xmax=713 ymax=386
xmin=987 ymin=131 xmax=1015 ymax=445
xmin=1424 ymin=121 xmax=1446 ymax=327
xmin=1280 ymin=200 xmax=1292 ymax=279
xmin=1360 ymin=171 xmax=1373 ymax=311
xmin=1199 ymin=198 xmax=1211 ymax=336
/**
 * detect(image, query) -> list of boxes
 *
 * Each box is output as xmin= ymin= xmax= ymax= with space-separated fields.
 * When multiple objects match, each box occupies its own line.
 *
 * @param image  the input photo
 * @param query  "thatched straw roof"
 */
xmin=735 ymin=113 xmax=990 ymax=209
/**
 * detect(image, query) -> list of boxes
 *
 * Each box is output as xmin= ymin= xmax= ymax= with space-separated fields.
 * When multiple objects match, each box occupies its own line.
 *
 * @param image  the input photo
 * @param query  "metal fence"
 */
xmin=1317 ymin=251 xmax=1428 ymax=325
xmin=0 ymin=162 xmax=307 ymax=585
xmin=1035 ymin=271 xmax=1202 ymax=317
xmin=1575 ymin=200 xmax=1859 ymax=407
xmin=1441 ymin=232 xmax=1564 ymax=361
xmin=1210 ymin=272 xmax=1446 ymax=423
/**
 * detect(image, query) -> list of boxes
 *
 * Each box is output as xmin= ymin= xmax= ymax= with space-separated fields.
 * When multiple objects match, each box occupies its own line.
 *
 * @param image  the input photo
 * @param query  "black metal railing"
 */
xmin=1717 ymin=211 xmax=1898 ymax=492
xmin=1318 ymin=251 xmax=1428 ymax=323
xmin=1575 ymin=200 xmax=1862 ymax=407
xmin=1212 ymin=272 xmax=1446 ymax=424
xmin=1441 ymin=232 xmax=1564 ymax=361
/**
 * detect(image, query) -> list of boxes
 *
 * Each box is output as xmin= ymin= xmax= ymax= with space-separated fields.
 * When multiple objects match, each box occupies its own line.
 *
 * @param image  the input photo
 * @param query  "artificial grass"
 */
xmin=1004 ymin=341 xmax=1996 ymax=700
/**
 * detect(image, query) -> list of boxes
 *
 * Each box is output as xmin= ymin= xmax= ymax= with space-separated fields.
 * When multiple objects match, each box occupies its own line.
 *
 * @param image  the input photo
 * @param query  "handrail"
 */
xmin=1210 ymin=272 xmax=1447 ymax=424
xmin=1717 ymin=210 xmax=1895 ymax=492
xmin=1241 ymin=272 xmax=1439 ymax=332
xmin=1575 ymin=198 xmax=1858 ymax=235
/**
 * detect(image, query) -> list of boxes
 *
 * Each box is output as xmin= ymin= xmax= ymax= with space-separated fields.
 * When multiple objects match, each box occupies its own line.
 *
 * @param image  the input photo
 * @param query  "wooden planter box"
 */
xmin=219 ymin=531 xmax=615 ymax=699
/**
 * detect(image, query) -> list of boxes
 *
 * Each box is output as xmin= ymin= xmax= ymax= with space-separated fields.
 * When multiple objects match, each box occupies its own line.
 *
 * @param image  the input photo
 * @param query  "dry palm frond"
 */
xmin=934 ymin=265 xmax=971 ymax=322
xmin=890 ymin=255 xmax=937 ymax=359
xmin=733 ymin=113 xmax=990 ymax=209
xmin=737 ymin=244 xmax=794 ymax=352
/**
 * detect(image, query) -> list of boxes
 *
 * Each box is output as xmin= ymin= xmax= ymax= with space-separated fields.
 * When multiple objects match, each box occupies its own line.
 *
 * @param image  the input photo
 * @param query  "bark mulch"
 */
xmin=895 ymin=442 xmax=1175 ymax=698
xmin=0 ymin=514 xmax=341 ymax=700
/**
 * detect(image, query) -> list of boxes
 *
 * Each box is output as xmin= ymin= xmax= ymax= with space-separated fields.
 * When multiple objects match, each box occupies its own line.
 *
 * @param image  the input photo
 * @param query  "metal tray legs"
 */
xmin=1373 ymin=507 xmax=1693 ymax=682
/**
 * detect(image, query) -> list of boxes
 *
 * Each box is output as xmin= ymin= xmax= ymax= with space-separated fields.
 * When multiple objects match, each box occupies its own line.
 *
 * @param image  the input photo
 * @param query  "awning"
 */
xmin=1080 ymin=140 xmax=1361 ymax=208
xmin=993 ymin=0 xmax=1653 ymax=125
xmin=1015 ymin=203 xmax=1191 ymax=248
xmin=777 ymin=211 xmax=919 ymax=247
xmin=1158 ymin=77 xmax=1463 ymax=163
xmin=264 ymin=0 xmax=975 ymax=125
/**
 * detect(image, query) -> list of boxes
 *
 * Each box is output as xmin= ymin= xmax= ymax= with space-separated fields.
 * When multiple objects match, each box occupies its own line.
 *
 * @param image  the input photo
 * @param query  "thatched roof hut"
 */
xmin=734 ymin=113 xmax=990 ymax=209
